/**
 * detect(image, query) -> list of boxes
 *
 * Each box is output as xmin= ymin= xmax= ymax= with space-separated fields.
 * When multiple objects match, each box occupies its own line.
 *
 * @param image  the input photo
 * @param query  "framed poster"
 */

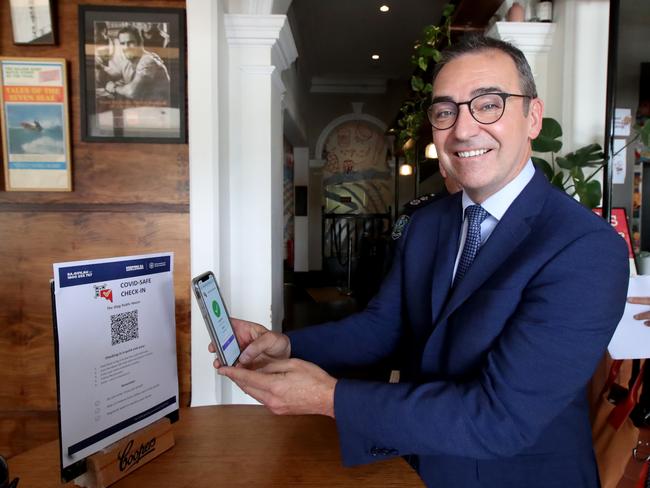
xmin=78 ymin=6 xmax=186 ymax=143
xmin=0 ymin=57 xmax=72 ymax=191
xmin=9 ymin=0 xmax=55 ymax=45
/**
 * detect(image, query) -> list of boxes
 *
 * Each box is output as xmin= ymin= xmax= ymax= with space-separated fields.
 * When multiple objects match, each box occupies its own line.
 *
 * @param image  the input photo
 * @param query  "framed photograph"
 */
xmin=78 ymin=6 xmax=186 ymax=143
xmin=9 ymin=0 xmax=55 ymax=45
xmin=0 ymin=57 xmax=72 ymax=191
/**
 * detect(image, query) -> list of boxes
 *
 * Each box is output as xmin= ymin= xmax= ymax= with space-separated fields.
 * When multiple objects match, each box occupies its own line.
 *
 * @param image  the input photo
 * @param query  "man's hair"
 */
xmin=117 ymin=26 xmax=143 ymax=46
xmin=432 ymin=34 xmax=538 ymax=111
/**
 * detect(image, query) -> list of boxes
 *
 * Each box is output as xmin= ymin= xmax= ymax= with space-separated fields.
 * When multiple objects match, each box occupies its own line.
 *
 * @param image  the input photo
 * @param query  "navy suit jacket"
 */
xmin=288 ymin=169 xmax=629 ymax=488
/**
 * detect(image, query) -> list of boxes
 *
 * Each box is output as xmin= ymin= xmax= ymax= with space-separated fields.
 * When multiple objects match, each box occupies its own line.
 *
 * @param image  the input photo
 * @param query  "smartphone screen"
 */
xmin=195 ymin=273 xmax=240 ymax=366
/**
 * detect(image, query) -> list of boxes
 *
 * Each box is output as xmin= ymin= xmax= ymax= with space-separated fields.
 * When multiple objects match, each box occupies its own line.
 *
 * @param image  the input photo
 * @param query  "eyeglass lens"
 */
xmin=428 ymin=93 xmax=507 ymax=129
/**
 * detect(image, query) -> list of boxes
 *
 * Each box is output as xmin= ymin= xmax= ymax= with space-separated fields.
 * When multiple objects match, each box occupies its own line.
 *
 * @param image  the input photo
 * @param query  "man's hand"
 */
xmin=208 ymin=318 xmax=290 ymax=369
xmin=627 ymin=296 xmax=650 ymax=326
xmin=218 ymin=359 xmax=337 ymax=418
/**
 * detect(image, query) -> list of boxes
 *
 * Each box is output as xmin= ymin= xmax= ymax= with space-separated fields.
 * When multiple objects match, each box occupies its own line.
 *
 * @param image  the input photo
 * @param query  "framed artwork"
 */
xmin=78 ymin=6 xmax=186 ymax=143
xmin=9 ymin=0 xmax=55 ymax=45
xmin=0 ymin=57 xmax=72 ymax=191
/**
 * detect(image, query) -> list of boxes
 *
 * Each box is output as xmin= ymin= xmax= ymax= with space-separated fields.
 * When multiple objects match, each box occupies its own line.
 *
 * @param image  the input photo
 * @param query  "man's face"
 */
xmin=431 ymin=49 xmax=543 ymax=203
xmin=118 ymin=33 xmax=143 ymax=60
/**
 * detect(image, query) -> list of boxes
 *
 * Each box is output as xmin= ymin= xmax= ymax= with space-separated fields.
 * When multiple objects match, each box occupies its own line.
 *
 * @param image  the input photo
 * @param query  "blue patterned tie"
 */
xmin=454 ymin=205 xmax=489 ymax=287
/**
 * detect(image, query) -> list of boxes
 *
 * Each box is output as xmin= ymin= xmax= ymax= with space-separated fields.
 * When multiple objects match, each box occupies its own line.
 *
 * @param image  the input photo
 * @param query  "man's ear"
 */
xmin=528 ymin=98 xmax=544 ymax=140
xmin=439 ymin=163 xmax=448 ymax=179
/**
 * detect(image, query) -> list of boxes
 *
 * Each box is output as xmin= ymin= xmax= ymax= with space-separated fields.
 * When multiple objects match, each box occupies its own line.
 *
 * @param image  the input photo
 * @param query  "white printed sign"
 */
xmin=53 ymin=253 xmax=179 ymax=476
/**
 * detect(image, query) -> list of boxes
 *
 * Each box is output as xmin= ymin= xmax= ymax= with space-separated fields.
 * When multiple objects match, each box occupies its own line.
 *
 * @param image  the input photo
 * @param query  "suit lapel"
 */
xmin=430 ymin=194 xmax=462 ymax=325
xmin=438 ymin=169 xmax=551 ymax=323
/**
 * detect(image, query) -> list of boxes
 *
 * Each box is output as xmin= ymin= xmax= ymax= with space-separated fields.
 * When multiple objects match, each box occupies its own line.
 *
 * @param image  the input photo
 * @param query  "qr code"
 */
xmin=110 ymin=310 xmax=139 ymax=346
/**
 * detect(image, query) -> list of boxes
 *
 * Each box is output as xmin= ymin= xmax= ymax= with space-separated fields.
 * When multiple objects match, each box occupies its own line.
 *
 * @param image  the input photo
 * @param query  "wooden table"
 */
xmin=9 ymin=405 xmax=423 ymax=487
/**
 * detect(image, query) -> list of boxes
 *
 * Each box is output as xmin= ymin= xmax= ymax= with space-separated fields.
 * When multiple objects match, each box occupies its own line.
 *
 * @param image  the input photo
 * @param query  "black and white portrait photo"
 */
xmin=79 ymin=6 xmax=186 ymax=143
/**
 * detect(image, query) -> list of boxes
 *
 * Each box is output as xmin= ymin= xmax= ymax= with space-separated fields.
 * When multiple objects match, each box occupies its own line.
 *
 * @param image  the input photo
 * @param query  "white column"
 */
xmin=188 ymin=3 xmax=297 ymax=406
xmin=293 ymin=147 xmax=309 ymax=272
xmin=551 ymin=0 xmax=610 ymax=151
xmin=187 ymin=0 xmax=227 ymax=406
xmin=225 ymin=14 xmax=297 ymax=338
xmin=488 ymin=0 xmax=610 ymax=195
xmin=220 ymin=14 xmax=296 ymax=403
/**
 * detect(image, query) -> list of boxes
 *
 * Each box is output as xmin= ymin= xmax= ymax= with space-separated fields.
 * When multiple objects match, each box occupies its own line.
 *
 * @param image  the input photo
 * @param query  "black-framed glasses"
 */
xmin=427 ymin=92 xmax=532 ymax=130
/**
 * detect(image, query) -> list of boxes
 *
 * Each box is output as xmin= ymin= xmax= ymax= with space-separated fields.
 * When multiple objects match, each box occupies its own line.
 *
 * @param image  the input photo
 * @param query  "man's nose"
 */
xmin=452 ymin=104 xmax=480 ymax=139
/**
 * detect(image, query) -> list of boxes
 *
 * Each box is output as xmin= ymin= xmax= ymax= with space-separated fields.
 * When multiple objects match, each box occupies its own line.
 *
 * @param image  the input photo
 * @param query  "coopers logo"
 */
xmin=117 ymin=437 xmax=156 ymax=472
xmin=125 ymin=264 xmax=144 ymax=272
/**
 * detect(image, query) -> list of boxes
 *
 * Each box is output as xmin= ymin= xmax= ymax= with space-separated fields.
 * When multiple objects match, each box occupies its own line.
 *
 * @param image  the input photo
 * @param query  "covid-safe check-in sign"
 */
xmin=53 ymin=252 xmax=179 ymax=480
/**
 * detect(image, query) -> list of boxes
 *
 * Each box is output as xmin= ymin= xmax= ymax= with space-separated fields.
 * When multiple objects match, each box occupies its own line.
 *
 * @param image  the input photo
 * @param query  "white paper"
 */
xmin=53 ymin=253 xmax=179 ymax=470
xmin=608 ymin=275 xmax=650 ymax=359
xmin=614 ymin=108 xmax=632 ymax=137
xmin=612 ymin=138 xmax=627 ymax=184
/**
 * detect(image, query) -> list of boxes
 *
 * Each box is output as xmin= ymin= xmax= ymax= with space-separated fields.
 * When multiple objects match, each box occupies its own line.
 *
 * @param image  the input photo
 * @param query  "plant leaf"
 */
xmin=541 ymin=117 xmax=563 ymax=138
xmin=556 ymin=156 xmax=573 ymax=170
xmin=442 ymin=3 xmax=455 ymax=18
xmin=532 ymin=157 xmax=554 ymax=180
xmin=578 ymin=180 xmax=602 ymax=208
xmin=432 ymin=50 xmax=442 ymax=63
xmin=566 ymin=144 xmax=604 ymax=167
xmin=570 ymin=166 xmax=585 ymax=182
xmin=417 ymin=45 xmax=436 ymax=58
xmin=411 ymin=76 xmax=424 ymax=92
xmin=551 ymin=172 xmax=565 ymax=190
xmin=532 ymin=118 xmax=563 ymax=153
xmin=418 ymin=56 xmax=428 ymax=71
xmin=639 ymin=122 xmax=650 ymax=146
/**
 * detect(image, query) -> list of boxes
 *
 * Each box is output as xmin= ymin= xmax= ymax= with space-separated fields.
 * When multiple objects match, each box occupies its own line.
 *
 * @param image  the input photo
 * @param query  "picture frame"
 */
xmin=78 ymin=6 xmax=186 ymax=143
xmin=0 ymin=57 xmax=72 ymax=191
xmin=9 ymin=0 xmax=56 ymax=45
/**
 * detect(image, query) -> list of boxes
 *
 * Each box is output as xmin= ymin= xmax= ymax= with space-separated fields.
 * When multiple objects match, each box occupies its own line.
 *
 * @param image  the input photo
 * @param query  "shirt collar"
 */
xmin=461 ymin=159 xmax=535 ymax=221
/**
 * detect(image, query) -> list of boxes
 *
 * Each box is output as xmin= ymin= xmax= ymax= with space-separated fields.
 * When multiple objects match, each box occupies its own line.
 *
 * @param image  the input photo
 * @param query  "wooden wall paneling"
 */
xmin=0 ymin=0 xmax=190 ymax=459
xmin=0 ymin=211 xmax=191 ymax=457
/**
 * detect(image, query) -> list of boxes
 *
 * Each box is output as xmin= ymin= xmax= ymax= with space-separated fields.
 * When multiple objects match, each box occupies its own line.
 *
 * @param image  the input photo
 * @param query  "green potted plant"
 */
xmin=531 ymin=118 xmax=604 ymax=208
xmin=396 ymin=4 xmax=455 ymax=163
xmin=532 ymin=117 xmax=650 ymax=208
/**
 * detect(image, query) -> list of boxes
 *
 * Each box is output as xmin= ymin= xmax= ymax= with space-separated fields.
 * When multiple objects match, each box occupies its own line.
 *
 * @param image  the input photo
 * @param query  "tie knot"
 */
xmin=465 ymin=205 xmax=488 ymax=225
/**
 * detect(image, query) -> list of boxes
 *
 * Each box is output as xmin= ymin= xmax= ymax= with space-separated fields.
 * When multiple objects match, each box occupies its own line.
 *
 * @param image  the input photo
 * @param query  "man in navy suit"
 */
xmin=214 ymin=35 xmax=629 ymax=487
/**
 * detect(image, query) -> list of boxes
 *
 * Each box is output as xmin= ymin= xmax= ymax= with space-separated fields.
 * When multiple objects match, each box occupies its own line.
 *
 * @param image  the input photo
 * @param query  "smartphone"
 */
xmin=192 ymin=271 xmax=241 ymax=366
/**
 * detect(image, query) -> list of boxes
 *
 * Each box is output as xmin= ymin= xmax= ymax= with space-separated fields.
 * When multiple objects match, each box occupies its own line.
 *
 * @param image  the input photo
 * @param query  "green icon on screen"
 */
xmin=212 ymin=300 xmax=221 ymax=317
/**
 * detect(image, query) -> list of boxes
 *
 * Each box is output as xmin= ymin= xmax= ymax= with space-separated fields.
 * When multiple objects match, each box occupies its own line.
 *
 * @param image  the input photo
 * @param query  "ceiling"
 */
xmin=290 ymin=0 xmax=446 ymax=82
xmin=288 ymin=0 xmax=504 ymax=90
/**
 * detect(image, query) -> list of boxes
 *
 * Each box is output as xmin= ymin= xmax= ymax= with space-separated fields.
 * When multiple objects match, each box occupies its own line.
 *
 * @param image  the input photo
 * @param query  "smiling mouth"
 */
xmin=456 ymin=149 xmax=491 ymax=158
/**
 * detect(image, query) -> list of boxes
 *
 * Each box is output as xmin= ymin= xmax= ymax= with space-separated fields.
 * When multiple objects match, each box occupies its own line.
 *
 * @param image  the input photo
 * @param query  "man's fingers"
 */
xmin=239 ymin=333 xmax=281 ymax=365
xmin=208 ymin=342 xmax=216 ymax=353
xmin=627 ymin=296 xmax=650 ymax=305
xmin=218 ymin=366 xmax=277 ymax=392
xmin=633 ymin=311 xmax=650 ymax=320
xmin=256 ymin=359 xmax=294 ymax=374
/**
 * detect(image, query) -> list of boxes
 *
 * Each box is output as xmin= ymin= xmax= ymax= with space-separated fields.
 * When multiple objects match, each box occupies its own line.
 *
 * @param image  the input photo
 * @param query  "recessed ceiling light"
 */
xmin=371 ymin=54 xmax=380 ymax=60
xmin=379 ymin=5 xmax=390 ymax=13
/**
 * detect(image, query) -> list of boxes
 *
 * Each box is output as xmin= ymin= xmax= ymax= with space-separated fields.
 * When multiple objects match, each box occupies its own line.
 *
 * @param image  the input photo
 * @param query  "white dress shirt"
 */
xmin=452 ymin=160 xmax=536 ymax=283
